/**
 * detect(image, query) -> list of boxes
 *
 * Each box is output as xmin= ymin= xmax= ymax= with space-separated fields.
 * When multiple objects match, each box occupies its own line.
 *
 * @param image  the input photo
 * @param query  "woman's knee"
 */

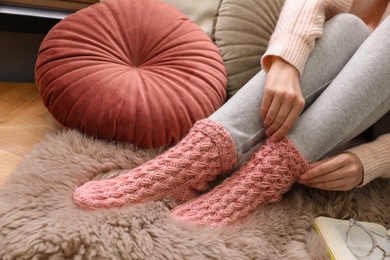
xmin=325 ymin=13 xmax=370 ymax=39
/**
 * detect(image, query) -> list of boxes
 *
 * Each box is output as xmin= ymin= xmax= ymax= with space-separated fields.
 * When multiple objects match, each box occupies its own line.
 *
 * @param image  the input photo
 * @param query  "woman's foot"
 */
xmin=171 ymin=136 xmax=310 ymax=227
xmin=73 ymin=119 xmax=237 ymax=210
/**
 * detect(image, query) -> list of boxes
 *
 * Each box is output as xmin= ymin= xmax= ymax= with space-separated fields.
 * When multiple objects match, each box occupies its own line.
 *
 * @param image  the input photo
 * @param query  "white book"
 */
xmin=313 ymin=216 xmax=390 ymax=260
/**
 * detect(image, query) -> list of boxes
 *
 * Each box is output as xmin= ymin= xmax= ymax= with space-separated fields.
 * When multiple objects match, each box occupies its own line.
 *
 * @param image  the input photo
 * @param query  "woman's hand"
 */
xmin=298 ymin=152 xmax=364 ymax=191
xmin=261 ymin=56 xmax=304 ymax=142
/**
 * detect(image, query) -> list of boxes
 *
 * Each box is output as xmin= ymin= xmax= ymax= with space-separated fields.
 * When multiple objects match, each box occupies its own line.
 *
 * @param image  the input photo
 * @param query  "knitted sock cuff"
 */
xmin=193 ymin=119 xmax=237 ymax=172
xmin=271 ymin=136 xmax=311 ymax=176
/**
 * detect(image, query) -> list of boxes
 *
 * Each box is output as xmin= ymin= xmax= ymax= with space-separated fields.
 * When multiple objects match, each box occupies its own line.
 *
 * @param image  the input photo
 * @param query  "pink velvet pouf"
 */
xmin=35 ymin=0 xmax=227 ymax=148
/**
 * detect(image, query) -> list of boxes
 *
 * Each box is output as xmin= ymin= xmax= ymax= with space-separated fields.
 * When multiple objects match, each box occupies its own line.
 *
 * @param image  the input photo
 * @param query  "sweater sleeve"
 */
xmin=261 ymin=0 xmax=353 ymax=76
xmin=346 ymin=133 xmax=390 ymax=187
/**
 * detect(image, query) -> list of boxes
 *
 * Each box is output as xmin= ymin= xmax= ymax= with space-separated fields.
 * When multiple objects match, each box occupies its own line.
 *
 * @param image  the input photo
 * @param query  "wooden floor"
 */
xmin=0 ymin=82 xmax=62 ymax=186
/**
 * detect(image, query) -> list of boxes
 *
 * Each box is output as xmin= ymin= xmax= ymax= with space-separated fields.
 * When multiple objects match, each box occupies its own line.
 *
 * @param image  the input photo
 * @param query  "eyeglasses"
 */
xmin=346 ymin=219 xmax=390 ymax=259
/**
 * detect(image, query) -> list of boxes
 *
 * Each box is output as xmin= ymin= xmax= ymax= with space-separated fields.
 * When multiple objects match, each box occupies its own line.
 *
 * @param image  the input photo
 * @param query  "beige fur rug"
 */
xmin=1 ymin=129 xmax=389 ymax=259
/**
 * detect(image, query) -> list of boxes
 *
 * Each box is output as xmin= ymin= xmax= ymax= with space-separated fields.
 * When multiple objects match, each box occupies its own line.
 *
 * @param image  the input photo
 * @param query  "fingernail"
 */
xmin=300 ymin=175 xmax=307 ymax=180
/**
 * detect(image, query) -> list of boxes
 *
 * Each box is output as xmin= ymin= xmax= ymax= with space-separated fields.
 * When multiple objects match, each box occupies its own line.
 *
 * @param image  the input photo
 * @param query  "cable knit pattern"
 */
xmin=73 ymin=119 xmax=237 ymax=210
xmin=171 ymin=136 xmax=310 ymax=227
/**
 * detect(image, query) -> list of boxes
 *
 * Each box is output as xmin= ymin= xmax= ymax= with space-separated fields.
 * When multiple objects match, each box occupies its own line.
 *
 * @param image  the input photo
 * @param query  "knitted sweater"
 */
xmin=262 ymin=0 xmax=390 ymax=75
xmin=261 ymin=0 xmax=390 ymax=186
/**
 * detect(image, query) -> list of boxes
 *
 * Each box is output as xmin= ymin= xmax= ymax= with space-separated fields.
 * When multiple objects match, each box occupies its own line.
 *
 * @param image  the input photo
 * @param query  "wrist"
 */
xmin=270 ymin=56 xmax=299 ymax=77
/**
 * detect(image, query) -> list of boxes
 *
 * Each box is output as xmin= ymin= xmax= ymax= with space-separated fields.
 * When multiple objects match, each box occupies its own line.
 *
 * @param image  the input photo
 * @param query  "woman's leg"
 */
xmin=290 ymin=15 xmax=390 ymax=162
xmin=171 ymin=15 xmax=390 ymax=227
xmin=73 ymin=14 xmax=370 ymax=210
xmin=210 ymin=13 xmax=370 ymax=166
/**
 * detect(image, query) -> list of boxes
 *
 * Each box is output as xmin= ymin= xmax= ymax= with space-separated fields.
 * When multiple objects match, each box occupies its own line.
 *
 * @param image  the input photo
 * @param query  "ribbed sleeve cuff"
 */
xmin=261 ymin=0 xmax=354 ymax=77
xmin=260 ymin=0 xmax=326 ymax=76
xmin=347 ymin=134 xmax=390 ymax=187
xmin=261 ymin=34 xmax=313 ymax=77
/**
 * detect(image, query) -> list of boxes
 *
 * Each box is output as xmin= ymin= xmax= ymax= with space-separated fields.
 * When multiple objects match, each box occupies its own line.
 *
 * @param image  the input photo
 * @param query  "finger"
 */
xmin=299 ymin=164 xmax=327 ymax=181
xmin=260 ymin=91 xmax=272 ymax=124
xmin=269 ymin=103 xmax=302 ymax=142
xmin=304 ymin=170 xmax=345 ymax=184
xmin=266 ymin=102 xmax=292 ymax=139
xmin=301 ymin=166 xmax=346 ymax=187
xmin=304 ymin=163 xmax=361 ymax=191
xmin=263 ymin=98 xmax=283 ymax=135
xmin=309 ymin=161 xmax=322 ymax=168
xmin=303 ymin=179 xmax=349 ymax=191
xmin=300 ymin=157 xmax=341 ymax=181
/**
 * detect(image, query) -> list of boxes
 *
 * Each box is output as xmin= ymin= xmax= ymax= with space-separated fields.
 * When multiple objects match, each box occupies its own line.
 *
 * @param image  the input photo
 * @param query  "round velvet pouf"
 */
xmin=35 ymin=0 xmax=227 ymax=148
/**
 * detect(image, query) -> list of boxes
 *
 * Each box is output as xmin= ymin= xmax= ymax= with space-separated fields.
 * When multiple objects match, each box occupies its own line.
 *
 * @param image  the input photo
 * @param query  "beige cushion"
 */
xmin=162 ymin=0 xmax=220 ymax=37
xmin=213 ymin=0 xmax=284 ymax=99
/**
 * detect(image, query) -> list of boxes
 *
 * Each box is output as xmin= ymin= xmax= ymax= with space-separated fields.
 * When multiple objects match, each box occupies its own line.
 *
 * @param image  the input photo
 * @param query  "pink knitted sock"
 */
xmin=73 ymin=119 xmax=237 ymax=210
xmin=170 ymin=136 xmax=310 ymax=227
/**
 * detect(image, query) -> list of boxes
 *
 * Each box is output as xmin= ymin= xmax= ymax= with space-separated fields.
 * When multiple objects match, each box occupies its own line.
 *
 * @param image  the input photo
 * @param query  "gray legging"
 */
xmin=209 ymin=13 xmax=390 ymax=166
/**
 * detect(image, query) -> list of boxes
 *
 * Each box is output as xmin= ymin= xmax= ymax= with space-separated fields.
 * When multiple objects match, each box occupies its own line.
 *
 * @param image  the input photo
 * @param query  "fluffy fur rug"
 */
xmin=1 ymin=129 xmax=389 ymax=259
